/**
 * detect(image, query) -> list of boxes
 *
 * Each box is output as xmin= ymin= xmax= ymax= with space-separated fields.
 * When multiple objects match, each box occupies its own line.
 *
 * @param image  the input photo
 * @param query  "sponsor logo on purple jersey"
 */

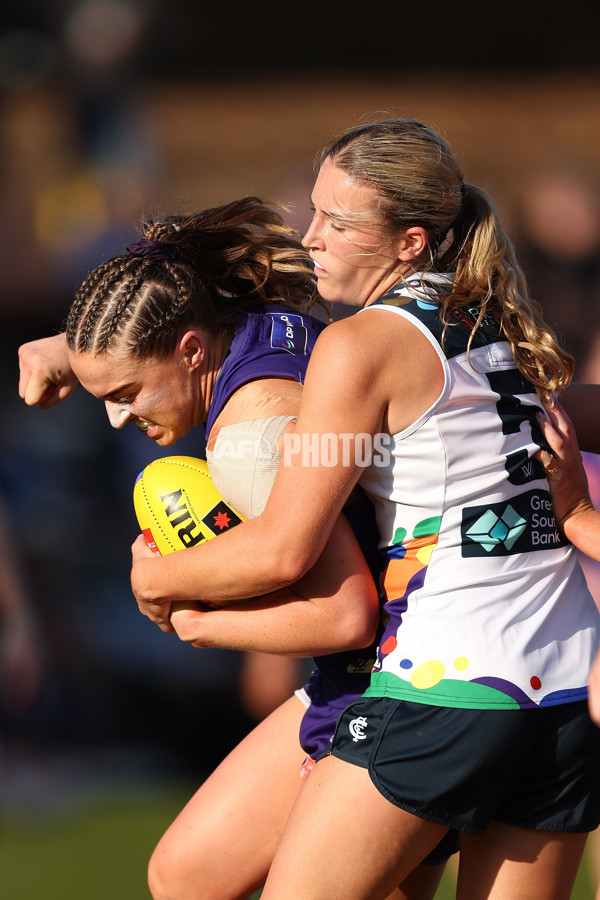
xmin=269 ymin=313 xmax=308 ymax=355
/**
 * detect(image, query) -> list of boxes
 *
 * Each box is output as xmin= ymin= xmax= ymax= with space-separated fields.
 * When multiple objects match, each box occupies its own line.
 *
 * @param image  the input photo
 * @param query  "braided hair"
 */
xmin=66 ymin=197 xmax=318 ymax=359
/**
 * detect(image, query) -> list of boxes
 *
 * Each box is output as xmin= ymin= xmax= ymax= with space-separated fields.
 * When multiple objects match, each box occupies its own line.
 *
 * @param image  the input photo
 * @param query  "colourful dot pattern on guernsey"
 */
xmin=373 ymin=516 xmax=558 ymax=709
xmin=377 ymin=517 xmax=440 ymax=664
xmin=412 ymin=659 xmax=445 ymax=690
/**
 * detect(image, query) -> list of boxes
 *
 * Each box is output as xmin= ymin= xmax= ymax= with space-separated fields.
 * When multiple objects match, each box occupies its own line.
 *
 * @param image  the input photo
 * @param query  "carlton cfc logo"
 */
xmin=349 ymin=716 xmax=368 ymax=742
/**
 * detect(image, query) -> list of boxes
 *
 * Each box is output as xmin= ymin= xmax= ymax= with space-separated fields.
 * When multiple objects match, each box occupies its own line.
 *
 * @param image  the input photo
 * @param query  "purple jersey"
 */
xmin=205 ymin=305 xmax=326 ymax=436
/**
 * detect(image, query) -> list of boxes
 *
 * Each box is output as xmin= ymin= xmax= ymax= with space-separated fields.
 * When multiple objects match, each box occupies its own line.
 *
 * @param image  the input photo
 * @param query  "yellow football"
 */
xmin=133 ymin=456 xmax=245 ymax=556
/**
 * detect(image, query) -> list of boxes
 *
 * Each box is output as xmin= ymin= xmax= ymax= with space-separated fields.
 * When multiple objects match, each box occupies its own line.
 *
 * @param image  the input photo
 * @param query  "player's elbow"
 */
xmin=335 ymin=581 xmax=380 ymax=651
xmin=333 ymin=617 xmax=376 ymax=653
xmin=347 ymin=607 xmax=379 ymax=650
xmin=277 ymin=555 xmax=314 ymax=587
xmin=266 ymin=538 xmax=319 ymax=588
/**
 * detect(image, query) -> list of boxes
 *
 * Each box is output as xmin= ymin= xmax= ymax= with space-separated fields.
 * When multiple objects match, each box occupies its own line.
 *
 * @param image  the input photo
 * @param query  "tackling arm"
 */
xmin=130 ymin=318 xmax=387 ymax=607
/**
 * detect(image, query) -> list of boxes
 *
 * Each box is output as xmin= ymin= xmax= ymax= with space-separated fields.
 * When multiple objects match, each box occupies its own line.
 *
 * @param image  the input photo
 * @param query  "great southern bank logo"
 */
xmin=461 ymin=490 xmax=569 ymax=557
xmin=465 ymin=505 xmax=527 ymax=553
xmin=269 ymin=313 xmax=308 ymax=355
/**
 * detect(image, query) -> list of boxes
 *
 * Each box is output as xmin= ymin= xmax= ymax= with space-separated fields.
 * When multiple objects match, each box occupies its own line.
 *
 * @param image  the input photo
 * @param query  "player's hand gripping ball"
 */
xmin=133 ymin=456 xmax=245 ymax=556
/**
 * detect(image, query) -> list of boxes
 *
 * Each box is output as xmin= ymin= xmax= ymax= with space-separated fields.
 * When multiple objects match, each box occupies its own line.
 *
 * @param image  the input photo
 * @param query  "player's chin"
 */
xmin=316 ymin=281 xmax=349 ymax=306
xmin=151 ymin=431 xmax=178 ymax=447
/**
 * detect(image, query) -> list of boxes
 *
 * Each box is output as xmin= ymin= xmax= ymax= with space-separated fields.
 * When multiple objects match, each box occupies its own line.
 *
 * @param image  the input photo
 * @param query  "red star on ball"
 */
xmin=213 ymin=510 xmax=232 ymax=530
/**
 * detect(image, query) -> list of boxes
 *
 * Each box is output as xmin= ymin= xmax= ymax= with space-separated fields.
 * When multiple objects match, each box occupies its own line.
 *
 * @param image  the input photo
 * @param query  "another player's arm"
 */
xmin=18 ymin=333 xmax=78 ymax=409
xmin=536 ymin=395 xmax=600 ymax=729
xmin=169 ymin=513 xmax=380 ymax=656
xmin=561 ymin=382 xmax=600 ymax=453
xmin=536 ymin=401 xmax=600 ymax=559
xmin=588 ymin=650 xmax=600 ymax=727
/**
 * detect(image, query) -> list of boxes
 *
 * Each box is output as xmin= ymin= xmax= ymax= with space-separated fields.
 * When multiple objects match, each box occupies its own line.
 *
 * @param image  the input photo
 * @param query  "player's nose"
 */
xmin=105 ymin=400 xmax=131 ymax=429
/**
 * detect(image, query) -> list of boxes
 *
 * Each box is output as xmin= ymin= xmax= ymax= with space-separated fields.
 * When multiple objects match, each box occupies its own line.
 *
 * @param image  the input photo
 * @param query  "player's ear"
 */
xmin=179 ymin=330 xmax=204 ymax=370
xmin=396 ymin=226 xmax=428 ymax=263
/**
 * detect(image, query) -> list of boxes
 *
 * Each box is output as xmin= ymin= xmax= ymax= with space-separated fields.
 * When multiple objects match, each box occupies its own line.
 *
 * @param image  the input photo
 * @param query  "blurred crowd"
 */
xmin=0 ymin=1 xmax=599 ymax=838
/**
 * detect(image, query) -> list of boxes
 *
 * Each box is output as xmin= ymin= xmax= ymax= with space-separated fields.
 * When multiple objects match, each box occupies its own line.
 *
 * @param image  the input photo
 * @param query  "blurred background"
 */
xmin=0 ymin=1 xmax=599 ymax=897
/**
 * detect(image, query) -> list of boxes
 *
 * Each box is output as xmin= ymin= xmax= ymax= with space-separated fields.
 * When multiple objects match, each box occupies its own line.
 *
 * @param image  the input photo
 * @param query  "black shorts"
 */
xmin=329 ymin=697 xmax=600 ymax=835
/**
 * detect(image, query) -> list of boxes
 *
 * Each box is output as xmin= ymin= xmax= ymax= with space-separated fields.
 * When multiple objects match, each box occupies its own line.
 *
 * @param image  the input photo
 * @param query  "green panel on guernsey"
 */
xmin=364 ymin=671 xmax=522 ymax=709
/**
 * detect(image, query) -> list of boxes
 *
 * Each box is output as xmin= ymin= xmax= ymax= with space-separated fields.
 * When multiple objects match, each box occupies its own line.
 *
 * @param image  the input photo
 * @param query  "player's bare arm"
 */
xmin=537 ymin=401 xmax=600 ymax=561
xmin=130 ymin=317 xmax=385 ymax=608
xmin=168 ymin=513 xmax=379 ymax=656
xmin=588 ymin=649 xmax=600 ymax=726
xmin=18 ymin=333 xmax=78 ymax=409
xmin=130 ymin=312 xmax=441 ymax=609
xmin=561 ymin=382 xmax=600 ymax=454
